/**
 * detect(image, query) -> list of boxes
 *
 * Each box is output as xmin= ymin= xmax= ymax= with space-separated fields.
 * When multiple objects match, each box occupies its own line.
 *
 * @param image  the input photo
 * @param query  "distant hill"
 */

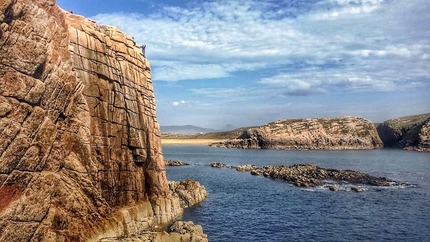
xmin=160 ymin=125 xmax=218 ymax=134
xmin=219 ymin=124 xmax=237 ymax=131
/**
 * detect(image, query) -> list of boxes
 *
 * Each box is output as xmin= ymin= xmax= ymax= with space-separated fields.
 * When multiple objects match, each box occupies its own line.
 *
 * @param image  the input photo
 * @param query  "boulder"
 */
xmin=210 ymin=162 xmax=228 ymax=168
xmin=351 ymin=187 xmax=365 ymax=193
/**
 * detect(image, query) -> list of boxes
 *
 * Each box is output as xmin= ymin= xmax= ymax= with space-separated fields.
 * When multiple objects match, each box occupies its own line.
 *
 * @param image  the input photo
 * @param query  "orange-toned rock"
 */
xmin=210 ymin=116 xmax=383 ymax=150
xmin=0 ymin=0 xmax=206 ymax=241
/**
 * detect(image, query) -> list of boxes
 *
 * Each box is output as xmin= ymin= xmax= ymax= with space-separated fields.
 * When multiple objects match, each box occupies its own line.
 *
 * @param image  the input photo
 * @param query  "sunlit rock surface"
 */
xmin=211 ymin=116 xmax=383 ymax=150
xmin=0 ymin=0 xmax=206 ymax=241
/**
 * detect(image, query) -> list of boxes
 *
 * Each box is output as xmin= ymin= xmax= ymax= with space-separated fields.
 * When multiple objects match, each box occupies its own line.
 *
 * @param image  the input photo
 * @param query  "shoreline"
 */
xmin=161 ymin=139 xmax=226 ymax=145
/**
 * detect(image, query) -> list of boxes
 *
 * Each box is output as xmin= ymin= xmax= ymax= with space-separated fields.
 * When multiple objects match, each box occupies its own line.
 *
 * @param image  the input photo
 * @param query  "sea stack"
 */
xmin=0 ymin=0 xmax=206 ymax=241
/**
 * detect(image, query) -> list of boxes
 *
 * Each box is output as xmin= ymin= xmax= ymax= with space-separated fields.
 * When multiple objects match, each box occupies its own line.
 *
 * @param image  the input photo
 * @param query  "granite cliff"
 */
xmin=210 ymin=116 xmax=383 ymax=150
xmin=376 ymin=113 xmax=430 ymax=151
xmin=0 ymin=0 xmax=206 ymax=241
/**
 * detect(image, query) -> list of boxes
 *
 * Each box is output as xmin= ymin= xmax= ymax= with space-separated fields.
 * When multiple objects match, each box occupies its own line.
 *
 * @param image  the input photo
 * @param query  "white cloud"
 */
xmin=172 ymin=100 xmax=186 ymax=106
xmin=312 ymin=0 xmax=384 ymax=20
xmin=92 ymin=0 xmax=430 ymax=91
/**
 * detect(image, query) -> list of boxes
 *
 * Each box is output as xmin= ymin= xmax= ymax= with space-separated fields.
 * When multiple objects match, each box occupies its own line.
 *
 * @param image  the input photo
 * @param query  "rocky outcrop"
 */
xmin=165 ymin=160 xmax=189 ymax=166
xmin=417 ymin=119 xmax=430 ymax=151
xmin=210 ymin=116 xmax=383 ymax=150
xmin=376 ymin=113 xmax=430 ymax=151
xmin=106 ymin=221 xmax=207 ymax=242
xmin=210 ymin=162 xmax=228 ymax=168
xmin=232 ymin=164 xmax=399 ymax=188
xmin=0 ymin=0 xmax=206 ymax=241
xmin=169 ymin=179 xmax=207 ymax=208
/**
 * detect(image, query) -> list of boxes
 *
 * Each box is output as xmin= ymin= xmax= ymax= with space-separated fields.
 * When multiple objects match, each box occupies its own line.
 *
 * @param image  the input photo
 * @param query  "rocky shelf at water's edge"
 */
xmin=211 ymin=163 xmax=406 ymax=192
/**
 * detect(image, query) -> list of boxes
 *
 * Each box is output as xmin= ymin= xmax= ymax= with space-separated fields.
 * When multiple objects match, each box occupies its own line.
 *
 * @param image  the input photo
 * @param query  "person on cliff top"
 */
xmin=140 ymin=44 xmax=146 ymax=57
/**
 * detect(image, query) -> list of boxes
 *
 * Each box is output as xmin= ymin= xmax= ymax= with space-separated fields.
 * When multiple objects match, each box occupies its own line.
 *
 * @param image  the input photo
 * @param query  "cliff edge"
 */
xmin=0 ymin=0 xmax=206 ymax=241
xmin=376 ymin=113 xmax=430 ymax=151
xmin=210 ymin=116 xmax=383 ymax=150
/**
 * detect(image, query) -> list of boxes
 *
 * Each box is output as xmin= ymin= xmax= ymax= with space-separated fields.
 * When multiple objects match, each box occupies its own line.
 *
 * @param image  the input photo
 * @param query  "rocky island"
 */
xmin=0 ymin=0 xmax=207 ymax=241
xmin=210 ymin=116 xmax=383 ymax=150
xmin=211 ymin=163 xmax=401 ymax=191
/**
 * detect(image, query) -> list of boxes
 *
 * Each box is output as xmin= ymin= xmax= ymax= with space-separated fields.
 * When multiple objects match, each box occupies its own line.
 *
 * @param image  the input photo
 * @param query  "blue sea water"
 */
xmin=163 ymin=145 xmax=430 ymax=242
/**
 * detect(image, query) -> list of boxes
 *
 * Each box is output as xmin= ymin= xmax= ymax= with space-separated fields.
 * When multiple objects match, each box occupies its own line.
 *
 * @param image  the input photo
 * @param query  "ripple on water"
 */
xmin=166 ymin=146 xmax=430 ymax=241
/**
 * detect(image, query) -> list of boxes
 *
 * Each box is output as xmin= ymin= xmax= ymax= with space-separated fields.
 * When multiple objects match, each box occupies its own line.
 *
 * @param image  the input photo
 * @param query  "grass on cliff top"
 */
xmin=384 ymin=113 xmax=430 ymax=130
xmin=161 ymin=128 xmax=248 ymax=140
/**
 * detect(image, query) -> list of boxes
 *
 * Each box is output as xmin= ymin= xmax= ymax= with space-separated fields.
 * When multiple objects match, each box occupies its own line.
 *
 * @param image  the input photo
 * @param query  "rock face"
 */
xmin=417 ymin=119 xmax=430 ymax=151
xmin=376 ymin=113 xmax=430 ymax=151
xmin=210 ymin=116 xmax=383 ymax=150
xmin=0 ymin=0 xmax=206 ymax=241
xmin=233 ymin=164 xmax=398 ymax=188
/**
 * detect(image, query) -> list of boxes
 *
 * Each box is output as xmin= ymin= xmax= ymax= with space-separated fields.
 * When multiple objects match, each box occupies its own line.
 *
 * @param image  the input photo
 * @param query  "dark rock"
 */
xmin=351 ymin=187 xmax=365 ymax=192
xmin=236 ymin=164 xmax=258 ymax=172
xmin=219 ymin=163 xmax=400 ymax=189
xmin=328 ymin=186 xmax=339 ymax=191
xmin=210 ymin=162 xmax=227 ymax=168
xmin=165 ymin=159 xmax=189 ymax=166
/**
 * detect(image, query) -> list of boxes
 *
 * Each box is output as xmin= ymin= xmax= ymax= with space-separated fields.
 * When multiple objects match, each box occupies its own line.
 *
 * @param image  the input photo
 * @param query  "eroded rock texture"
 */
xmin=210 ymin=116 xmax=383 ymax=150
xmin=232 ymin=164 xmax=400 ymax=188
xmin=0 ymin=0 xmax=206 ymax=241
xmin=417 ymin=119 xmax=430 ymax=151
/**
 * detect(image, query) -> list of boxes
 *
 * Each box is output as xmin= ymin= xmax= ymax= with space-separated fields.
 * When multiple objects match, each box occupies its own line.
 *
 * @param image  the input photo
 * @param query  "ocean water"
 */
xmin=163 ymin=146 xmax=430 ymax=242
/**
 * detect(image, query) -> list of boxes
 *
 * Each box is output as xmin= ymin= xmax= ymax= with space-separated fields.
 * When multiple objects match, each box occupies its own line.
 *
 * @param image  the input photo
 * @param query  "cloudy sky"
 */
xmin=57 ymin=0 xmax=430 ymax=129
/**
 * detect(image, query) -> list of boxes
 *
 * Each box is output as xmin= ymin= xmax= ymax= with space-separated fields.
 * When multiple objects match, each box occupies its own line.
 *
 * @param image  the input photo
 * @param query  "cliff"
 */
xmin=0 ymin=0 xmax=206 ymax=241
xmin=210 ymin=116 xmax=383 ymax=150
xmin=376 ymin=113 xmax=430 ymax=151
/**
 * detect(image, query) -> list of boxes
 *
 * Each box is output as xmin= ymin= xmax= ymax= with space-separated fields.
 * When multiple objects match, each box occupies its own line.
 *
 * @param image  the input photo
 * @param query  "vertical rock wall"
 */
xmin=0 ymin=0 xmax=206 ymax=241
xmin=65 ymin=11 xmax=168 ymax=208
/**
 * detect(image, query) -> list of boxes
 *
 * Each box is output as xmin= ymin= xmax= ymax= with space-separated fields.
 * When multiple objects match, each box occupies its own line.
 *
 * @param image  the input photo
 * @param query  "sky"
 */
xmin=57 ymin=0 xmax=430 ymax=129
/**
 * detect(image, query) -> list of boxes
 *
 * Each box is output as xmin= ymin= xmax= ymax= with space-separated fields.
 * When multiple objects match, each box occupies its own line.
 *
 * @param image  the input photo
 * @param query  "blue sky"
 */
xmin=57 ymin=0 xmax=430 ymax=129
